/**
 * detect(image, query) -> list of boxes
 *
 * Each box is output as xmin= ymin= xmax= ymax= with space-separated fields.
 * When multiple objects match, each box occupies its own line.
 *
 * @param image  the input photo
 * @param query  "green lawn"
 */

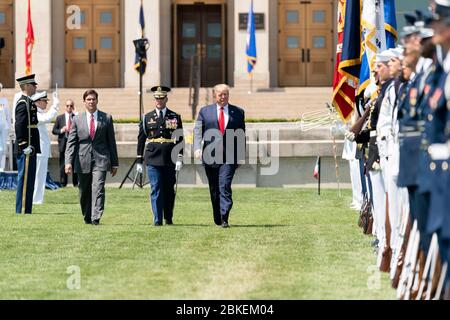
xmin=0 ymin=187 xmax=396 ymax=300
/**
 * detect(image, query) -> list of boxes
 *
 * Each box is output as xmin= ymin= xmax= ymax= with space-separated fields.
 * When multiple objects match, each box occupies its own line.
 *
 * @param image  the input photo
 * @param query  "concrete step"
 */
xmin=1 ymin=87 xmax=333 ymax=120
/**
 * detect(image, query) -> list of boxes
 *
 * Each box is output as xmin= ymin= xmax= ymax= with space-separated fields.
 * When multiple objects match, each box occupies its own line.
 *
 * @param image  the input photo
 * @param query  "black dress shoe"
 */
xmin=92 ymin=220 xmax=100 ymax=225
xmin=221 ymin=221 xmax=229 ymax=228
xmin=165 ymin=219 xmax=173 ymax=225
xmin=154 ymin=222 xmax=162 ymax=226
xmin=84 ymin=220 xmax=92 ymax=225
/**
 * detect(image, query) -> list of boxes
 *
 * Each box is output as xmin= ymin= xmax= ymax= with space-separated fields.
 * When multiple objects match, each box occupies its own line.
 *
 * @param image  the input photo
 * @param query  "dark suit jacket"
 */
xmin=65 ymin=110 xmax=119 ymax=174
xmin=52 ymin=114 xmax=70 ymax=153
xmin=194 ymin=104 xmax=246 ymax=167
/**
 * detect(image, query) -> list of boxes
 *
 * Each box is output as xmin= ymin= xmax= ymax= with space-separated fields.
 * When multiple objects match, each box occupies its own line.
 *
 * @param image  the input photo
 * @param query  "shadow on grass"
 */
xmin=229 ymin=224 xmax=291 ymax=228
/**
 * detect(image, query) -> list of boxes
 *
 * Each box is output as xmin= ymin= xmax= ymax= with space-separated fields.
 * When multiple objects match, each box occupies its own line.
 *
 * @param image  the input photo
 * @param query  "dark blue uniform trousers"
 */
xmin=16 ymin=153 xmax=37 ymax=214
xmin=147 ymin=165 xmax=176 ymax=225
xmin=204 ymin=164 xmax=237 ymax=225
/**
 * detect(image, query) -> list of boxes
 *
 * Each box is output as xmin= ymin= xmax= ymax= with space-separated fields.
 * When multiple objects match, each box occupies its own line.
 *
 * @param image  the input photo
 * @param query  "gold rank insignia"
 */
xmin=429 ymin=88 xmax=442 ymax=110
xmin=409 ymin=88 xmax=418 ymax=106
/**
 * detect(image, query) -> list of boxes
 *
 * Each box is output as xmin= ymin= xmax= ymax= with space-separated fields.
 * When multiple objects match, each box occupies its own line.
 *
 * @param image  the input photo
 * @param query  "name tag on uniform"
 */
xmin=148 ymin=119 xmax=156 ymax=124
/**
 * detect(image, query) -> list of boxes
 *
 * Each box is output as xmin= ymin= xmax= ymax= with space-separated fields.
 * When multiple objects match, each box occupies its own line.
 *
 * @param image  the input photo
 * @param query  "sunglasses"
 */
xmin=66 ymin=105 xmax=74 ymax=107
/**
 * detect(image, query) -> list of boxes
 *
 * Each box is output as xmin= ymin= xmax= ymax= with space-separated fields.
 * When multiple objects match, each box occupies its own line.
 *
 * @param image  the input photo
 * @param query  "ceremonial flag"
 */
xmin=338 ymin=0 xmax=361 ymax=83
xmin=246 ymin=0 xmax=257 ymax=75
xmin=358 ymin=0 xmax=394 ymax=95
xmin=332 ymin=0 xmax=356 ymax=122
xmin=313 ymin=156 xmax=320 ymax=180
xmin=384 ymin=0 xmax=398 ymax=49
xmin=25 ymin=0 xmax=34 ymax=76
xmin=134 ymin=0 xmax=147 ymax=74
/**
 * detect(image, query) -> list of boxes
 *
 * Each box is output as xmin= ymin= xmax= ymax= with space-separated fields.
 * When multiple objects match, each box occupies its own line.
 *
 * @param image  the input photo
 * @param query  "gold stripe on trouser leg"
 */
xmin=21 ymin=154 xmax=30 ymax=214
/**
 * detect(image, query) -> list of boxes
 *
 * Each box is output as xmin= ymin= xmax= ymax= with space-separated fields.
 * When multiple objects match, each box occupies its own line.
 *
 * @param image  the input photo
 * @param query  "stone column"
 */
xmin=124 ymin=0 xmax=161 ymax=88
xmin=233 ymin=0 xmax=270 ymax=89
xmin=15 ymin=0 xmax=52 ymax=88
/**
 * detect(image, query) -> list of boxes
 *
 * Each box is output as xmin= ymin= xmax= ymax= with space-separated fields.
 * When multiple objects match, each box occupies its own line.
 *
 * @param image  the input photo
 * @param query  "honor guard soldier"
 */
xmin=14 ymin=74 xmax=40 ymax=214
xmin=136 ymin=86 xmax=184 ymax=226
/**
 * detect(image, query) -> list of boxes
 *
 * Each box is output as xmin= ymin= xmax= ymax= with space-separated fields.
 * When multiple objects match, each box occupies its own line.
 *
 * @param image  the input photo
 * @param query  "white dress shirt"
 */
xmin=155 ymin=107 xmax=167 ymax=119
xmin=216 ymin=104 xmax=229 ymax=128
xmin=86 ymin=110 xmax=99 ymax=134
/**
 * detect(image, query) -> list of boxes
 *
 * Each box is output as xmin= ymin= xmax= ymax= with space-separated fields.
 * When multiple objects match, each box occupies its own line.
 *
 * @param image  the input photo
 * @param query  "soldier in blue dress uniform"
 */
xmin=14 ymin=74 xmax=40 ymax=214
xmin=136 ymin=86 xmax=184 ymax=226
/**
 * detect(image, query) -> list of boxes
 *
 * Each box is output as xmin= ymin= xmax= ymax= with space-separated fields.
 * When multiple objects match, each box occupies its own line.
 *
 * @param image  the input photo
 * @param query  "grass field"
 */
xmin=0 ymin=187 xmax=396 ymax=300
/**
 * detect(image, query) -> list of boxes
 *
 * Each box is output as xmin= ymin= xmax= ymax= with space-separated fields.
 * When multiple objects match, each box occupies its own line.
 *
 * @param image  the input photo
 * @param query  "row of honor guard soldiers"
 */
xmin=346 ymin=0 xmax=450 ymax=300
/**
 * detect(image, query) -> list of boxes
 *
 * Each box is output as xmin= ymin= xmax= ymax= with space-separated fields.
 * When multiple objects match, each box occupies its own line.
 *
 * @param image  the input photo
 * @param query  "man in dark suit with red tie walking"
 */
xmin=194 ymin=84 xmax=246 ymax=228
xmin=52 ymin=99 xmax=78 ymax=187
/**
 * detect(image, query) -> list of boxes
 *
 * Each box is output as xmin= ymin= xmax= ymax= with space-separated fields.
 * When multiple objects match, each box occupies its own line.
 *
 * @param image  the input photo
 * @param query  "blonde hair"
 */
xmin=212 ymin=84 xmax=230 ymax=95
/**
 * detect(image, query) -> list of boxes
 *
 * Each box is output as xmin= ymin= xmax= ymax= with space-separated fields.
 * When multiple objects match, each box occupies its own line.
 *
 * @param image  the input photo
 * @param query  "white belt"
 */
xmin=399 ymin=132 xmax=421 ymax=138
xmin=370 ymin=131 xmax=377 ymax=138
xmin=428 ymin=143 xmax=450 ymax=160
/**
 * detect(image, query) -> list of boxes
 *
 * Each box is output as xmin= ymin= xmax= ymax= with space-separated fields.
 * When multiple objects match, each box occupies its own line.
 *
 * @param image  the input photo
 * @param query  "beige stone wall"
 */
xmin=233 ymin=0 xmax=270 ymax=89
xmin=124 ymin=0 xmax=161 ymax=88
xmin=15 ymin=0 xmax=52 ymax=88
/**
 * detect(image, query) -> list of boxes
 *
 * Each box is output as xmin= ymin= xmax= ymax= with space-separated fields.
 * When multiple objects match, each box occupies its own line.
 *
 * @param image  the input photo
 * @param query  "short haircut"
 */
xmin=213 ymin=84 xmax=230 ymax=95
xmin=83 ymin=89 xmax=98 ymax=101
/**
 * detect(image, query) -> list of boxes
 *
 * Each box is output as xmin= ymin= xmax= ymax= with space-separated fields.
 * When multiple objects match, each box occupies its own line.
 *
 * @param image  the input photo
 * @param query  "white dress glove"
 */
xmin=345 ymin=130 xmax=356 ymax=142
xmin=175 ymin=160 xmax=183 ymax=172
xmin=136 ymin=163 xmax=143 ymax=173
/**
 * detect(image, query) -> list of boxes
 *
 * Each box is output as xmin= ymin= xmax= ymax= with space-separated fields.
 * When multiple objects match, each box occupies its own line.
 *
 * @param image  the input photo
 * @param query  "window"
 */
xmin=313 ymin=10 xmax=325 ymax=23
xmin=0 ymin=12 xmax=5 ymax=25
xmin=182 ymin=44 xmax=196 ymax=59
xmin=286 ymin=36 xmax=299 ymax=49
xmin=73 ymin=37 xmax=86 ymax=49
xmin=286 ymin=10 xmax=299 ymax=23
xmin=207 ymin=23 xmax=221 ymax=38
xmin=313 ymin=36 xmax=325 ymax=49
xmin=100 ymin=12 xmax=113 ymax=24
xmin=182 ymin=23 xmax=196 ymax=38
xmin=100 ymin=37 xmax=113 ymax=49
xmin=207 ymin=45 xmax=221 ymax=58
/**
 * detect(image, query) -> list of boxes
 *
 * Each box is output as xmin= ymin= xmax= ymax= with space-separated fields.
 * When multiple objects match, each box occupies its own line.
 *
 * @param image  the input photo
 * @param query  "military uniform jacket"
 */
xmin=137 ymin=108 xmax=184 ymax=166
xmin=14 ymin=95 xmax=40 ymax=155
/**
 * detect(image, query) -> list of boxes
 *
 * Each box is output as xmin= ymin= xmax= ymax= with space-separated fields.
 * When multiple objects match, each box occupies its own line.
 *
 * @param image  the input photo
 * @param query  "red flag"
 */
xmin=25 ymin=0 xmax=34 ymax=75
xmin=332 ymin=0 xmax=355 ymax=122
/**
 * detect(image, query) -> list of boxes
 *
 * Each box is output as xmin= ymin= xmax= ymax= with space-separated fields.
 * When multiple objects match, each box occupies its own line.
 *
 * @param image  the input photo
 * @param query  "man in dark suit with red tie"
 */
xmin=52 ymin=99 xmax=78 ymax=187
xmin=194 ymin=84 xmax=246 ymax=228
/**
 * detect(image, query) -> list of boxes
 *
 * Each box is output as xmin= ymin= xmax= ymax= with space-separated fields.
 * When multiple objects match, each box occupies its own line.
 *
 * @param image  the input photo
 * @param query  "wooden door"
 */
xmin=278 ymin=0 xmax=307 ymax=86
xmin=92 ymin=2 xmax=120 ymax=87
xmin=0 ymin=0 xmax=14 ymax=88
xmin=175 ymin=4 xmax=225 ymax=87
xmin=305 ymin=1 xmax=333 ymax=86
xmin=201 ymin=5 xmax=224 ymax=87
xmin=65 ymin=0 xmax=120 ymax=88
xmin=278 ymin=0 xmax=333 ymax=87
xmin=66 ymin=1 xmax=93 ymax=87
xmin=176 ymin=5 xmax=201 ymax=87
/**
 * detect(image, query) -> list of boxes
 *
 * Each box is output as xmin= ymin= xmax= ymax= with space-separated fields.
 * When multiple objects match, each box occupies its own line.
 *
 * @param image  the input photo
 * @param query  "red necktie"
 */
xmin=90 ymin=114 xmax=95 ymax=140
xmin=218 ymin=107 xmax=225 ymax=135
